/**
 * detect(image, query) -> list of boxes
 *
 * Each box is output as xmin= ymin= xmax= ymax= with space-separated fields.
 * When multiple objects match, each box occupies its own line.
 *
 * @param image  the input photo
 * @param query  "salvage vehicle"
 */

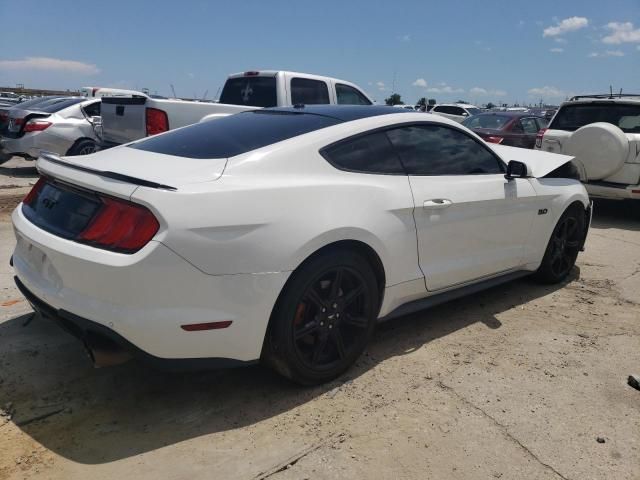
xmin=0 ymin=97 xmax=101 ymax=159
xmin=430 ymin=103 xmax=481 ymax=123
xmin=99 ymin=70 xmax=373 ymax=147
xmin=536 ymin=94 xmax=640 ymax=201
xmin=12 ymin=105 xmax=591 ymax=385
xmin=463 ymin=112 xmax=548 ymax=148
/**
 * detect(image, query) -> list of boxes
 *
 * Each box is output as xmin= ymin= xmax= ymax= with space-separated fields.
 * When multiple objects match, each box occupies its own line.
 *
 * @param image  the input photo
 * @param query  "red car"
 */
xmin=462 ymin=112 xmax=548 ymax=149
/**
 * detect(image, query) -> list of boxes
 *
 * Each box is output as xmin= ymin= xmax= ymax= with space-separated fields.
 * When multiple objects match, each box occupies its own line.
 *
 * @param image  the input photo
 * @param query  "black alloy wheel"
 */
xmin=264 ymin=250 xmax=379 ymax=385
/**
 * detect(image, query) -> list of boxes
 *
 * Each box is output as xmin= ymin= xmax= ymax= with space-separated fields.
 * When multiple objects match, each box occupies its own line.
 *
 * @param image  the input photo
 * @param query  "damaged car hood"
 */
xmin=489 ymin=144 xmax=574 ymax=178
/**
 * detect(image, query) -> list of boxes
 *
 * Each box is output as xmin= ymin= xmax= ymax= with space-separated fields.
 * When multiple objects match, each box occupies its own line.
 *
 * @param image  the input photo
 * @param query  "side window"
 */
xmin=452 ymin=107 xmax=466 ymax=116
xmin=336 ymin=84 xmax=372 ymax=105
xmin=520 ymin=117 xmax=539 ymax=134
xmin=82 ymin=102 xmax=101 ymax=117
xmin=511 ymin=121 xmax=524 ymax=133
xmin=321 ymin=131 xmax=405 ymax=174
xmin=291 ymin=78 xmax=330 ymax=105
xmin=386 ymin=124 xmax=505 ymax=175
xmin=536 ymin=117 xmax=549 ymax=129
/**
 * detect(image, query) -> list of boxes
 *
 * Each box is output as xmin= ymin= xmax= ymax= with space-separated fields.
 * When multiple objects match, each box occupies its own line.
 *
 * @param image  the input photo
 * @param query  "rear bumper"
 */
xmin=15 ymin=276 xmax=251 ymax=370
xmin=11 ymin=206 xmax=290 ymax=363
xmin=585 ymin=182 xmax=640 ymax=200
xmin=0 ymin=131 xmax=73 ymax=159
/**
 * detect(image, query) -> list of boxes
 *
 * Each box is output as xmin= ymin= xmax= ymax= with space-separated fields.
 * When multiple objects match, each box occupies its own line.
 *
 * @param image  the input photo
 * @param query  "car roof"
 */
xmin=264 ymin=105 xmax=413 ymax=122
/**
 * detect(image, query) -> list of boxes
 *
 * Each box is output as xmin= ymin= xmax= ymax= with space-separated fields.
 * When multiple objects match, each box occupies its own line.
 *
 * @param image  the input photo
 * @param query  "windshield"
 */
xmin=466 ymin=108 xmax=482 ymax=116
xmin=130 ymin=110 xmax=341 ymax=159
xmin=219 ymin=76 xmax=278 ymax=107
xmin=550 ymin=103 xmax=640 ymax=133
xmin=462 ymin=114 xmax=511 ymax=129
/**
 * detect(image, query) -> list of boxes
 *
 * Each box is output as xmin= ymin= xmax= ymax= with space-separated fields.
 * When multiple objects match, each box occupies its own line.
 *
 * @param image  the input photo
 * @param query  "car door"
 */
xmin=385 ymin=123 xmax=538 ymax=291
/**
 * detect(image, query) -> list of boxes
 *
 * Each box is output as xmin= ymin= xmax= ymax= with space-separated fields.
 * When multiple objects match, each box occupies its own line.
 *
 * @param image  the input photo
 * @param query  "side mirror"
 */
xmin=505 ymin=160 xmax=530 ymax=179
xmin=461 ymin=112 xmax=469 ymax=116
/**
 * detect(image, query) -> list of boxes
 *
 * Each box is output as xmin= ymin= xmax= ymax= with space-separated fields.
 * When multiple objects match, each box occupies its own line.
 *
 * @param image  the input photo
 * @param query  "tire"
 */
xmin=263 ymin=249 xmax=379 ymax=385
xmin=534 ymin=205 xmax=586 ymax=284
xmin=66 ymin=139 xmax=97 ymax=156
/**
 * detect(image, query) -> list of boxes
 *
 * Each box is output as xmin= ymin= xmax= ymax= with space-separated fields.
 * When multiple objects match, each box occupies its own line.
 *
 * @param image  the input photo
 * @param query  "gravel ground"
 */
xmin=0 ymin=158 xmax=638 ymax=480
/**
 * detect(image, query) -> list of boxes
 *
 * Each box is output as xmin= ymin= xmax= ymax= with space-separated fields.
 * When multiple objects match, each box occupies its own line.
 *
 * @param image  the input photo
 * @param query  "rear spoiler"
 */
xmin=39 ymin=152 xmax=176 ymax=191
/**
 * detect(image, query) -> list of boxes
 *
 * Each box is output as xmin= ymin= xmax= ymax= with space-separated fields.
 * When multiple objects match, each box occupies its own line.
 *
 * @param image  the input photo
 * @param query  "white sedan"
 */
xmin=12 ymin=106 xmax=591 ymax=385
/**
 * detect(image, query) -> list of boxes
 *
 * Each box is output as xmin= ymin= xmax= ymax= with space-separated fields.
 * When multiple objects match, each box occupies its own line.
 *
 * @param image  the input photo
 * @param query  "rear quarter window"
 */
xmin=321 ymin=131 xmax=405 ymax=174
xmin=291 ymin=78 xmax=330 ymax=105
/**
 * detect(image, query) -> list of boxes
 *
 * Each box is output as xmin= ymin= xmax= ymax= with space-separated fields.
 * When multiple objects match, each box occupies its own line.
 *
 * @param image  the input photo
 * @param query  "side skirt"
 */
xmin=379 ymin=270 xmax=530 ymax=322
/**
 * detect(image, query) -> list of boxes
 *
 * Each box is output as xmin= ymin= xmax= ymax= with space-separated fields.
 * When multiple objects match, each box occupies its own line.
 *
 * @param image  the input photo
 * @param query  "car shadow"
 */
xmin=0 ymin=164 xmax=38 ymax=179
xmin=0 ymin=268 xmax=577 ymax=464
xmin=590 ymin=198 xmax=640 ymax=230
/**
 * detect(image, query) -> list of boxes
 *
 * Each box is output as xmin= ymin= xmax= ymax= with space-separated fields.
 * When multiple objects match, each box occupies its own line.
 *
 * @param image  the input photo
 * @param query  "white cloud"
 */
xmin=589 ymin=50 xmax=625 ymax=57
xmin=554 ymin=37 xmax=567 ymax=44
xmin=528 ymin=86 xmax=565 ymax=98
xmin=376 ymin=81 xmax=387 ymax=91
xmin=398 ymin=34 xmax=411 ymax=42
xmin=0 ymin=56 xmax=100 ymax=74
xmin=426 ymin=83 xmax=464 ymax=94
xmin=187 ymin=72 xmax=195 ymax=79
xmin=517 ymin=20 xmax=525 ymax=28
xmin=469 ymin=87 xmax=507 ymax=97
xmin=602 ymin=22 xmax=640 ymax=44
xmin=550 ymin=47 xmax=564 ymax=53
xmin=543 ymin=16 xmax=589 ymax=37
xmin=412 ymin=78 xmax=427 ymax=88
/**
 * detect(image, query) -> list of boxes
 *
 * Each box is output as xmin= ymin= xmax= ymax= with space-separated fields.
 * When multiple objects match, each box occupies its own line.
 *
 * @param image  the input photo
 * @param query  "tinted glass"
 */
xmin=520 ymin=117 xmax=539 ymax=134
xmin=550 ymin=103 xmax=640 ymax=133
xmin=82 ymin=101 xmax=101 ymax=117
xmin=386 ymin=124 xmax=504 ymax=175
xmin=131 ymin=110 xmax=341 ymax=159
xmin=462 ymin=114 xmax=511 ymax=129
xmin=336 ymin=84 xmax=372 ymax=105
xmin=321 ymin=131 xmax=404 ymax=174
xmin=536 ymin=117 xmax=549 ymax=129
xmin=219 ymin=76 xmax=277 ymax=107
xmin=291 ymin=78 xmax=330 ymax=105
xmin=466 ymin=108 xmax=481 ymax=116
xmin=29 ymin=97 xmax=85 ymax=113
xmin=8 ymin=96 xmax=58 ymax=110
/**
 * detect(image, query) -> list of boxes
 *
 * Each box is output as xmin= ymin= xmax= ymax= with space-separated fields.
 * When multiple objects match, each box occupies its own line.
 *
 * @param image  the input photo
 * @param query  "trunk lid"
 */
xmin=37 ymin=147 xmax=227 ymax=197
xmin=4 ymin=109 xmax=51 ymax=138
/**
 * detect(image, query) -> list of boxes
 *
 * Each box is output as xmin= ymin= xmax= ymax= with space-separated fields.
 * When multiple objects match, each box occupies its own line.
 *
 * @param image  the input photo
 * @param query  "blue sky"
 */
xmin=0 ymin=0 xmax=638 ymax=105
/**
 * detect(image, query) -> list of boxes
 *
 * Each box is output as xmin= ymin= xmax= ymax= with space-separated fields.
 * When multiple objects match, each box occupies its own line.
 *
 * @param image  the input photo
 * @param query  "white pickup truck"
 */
xmin=99 ymin=70 xmax=374 ymax=147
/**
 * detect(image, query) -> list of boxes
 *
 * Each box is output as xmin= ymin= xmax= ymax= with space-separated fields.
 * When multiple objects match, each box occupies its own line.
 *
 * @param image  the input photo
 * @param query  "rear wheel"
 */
xmin=534 ymin=205 xmax=585 ymax=284
xmin=264 ymin=250 xmax=379 ymax=385
xmin=66 ymin=139 xmax=97 ymax=156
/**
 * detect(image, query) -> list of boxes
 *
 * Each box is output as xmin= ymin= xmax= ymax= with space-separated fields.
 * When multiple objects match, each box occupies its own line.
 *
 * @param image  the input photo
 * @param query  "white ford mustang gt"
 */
xmin=12 ymin=105 xmax=591 ymax=384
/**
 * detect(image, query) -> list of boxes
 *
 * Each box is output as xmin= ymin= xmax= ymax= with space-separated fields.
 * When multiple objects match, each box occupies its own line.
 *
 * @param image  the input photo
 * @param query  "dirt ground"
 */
xmin=0 ymin=158 xmax=638 ymax=480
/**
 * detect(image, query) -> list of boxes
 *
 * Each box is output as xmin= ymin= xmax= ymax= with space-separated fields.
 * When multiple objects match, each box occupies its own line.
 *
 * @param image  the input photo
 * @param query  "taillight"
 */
xmin=78 ymin=197 xmax=159 ymax=253
xmin=23 ymin=177 xmax=46 ymax=206
xmin=485 ymin=136 xmax=504 ymax=144
xmin=23 ymin=120 xmax=52 ymax=132
xmin=535 ymin=128 xmax=547 ymax=148
xmin=145 ymin=108 xmax=169 ymax=136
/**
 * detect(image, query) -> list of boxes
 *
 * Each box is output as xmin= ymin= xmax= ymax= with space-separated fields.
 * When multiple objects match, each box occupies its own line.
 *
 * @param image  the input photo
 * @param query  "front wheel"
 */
xmin=263 ymin=250 xmax=379 ymax=385
xmin=534 ymin=205 xmax=586 ymax=284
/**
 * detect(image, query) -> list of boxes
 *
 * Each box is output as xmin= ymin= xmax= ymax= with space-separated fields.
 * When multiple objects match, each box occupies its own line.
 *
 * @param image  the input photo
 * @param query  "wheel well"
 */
xmin=66 ymin=137 xmax=96 ymax=155
xmin=261 ymin=239 xmax=386 ymax=361
xmin=306 ymin=240 xmax=386 ymax=300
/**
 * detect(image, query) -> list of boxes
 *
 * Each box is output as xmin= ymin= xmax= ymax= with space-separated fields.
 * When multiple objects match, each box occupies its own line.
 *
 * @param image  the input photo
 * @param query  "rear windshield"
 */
xmin=462 ymin=114 xmax=511 ymax=130
xmin=219 ymin=76 xmax=278 ymax=107
xmin=7 ymin=96 xmax=58 ymax=110
xmin=550 ymin=103 xmax=640 ymax=133
xmin=22 ymin=97 xmax=85 ymax=114
xmin=130 ymin=110 xmax=342 ymax=159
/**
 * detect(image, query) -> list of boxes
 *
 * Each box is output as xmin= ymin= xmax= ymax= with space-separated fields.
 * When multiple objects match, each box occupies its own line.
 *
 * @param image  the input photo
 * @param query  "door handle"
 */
xmin=423 ymin=199 xmax=452 ymax=209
